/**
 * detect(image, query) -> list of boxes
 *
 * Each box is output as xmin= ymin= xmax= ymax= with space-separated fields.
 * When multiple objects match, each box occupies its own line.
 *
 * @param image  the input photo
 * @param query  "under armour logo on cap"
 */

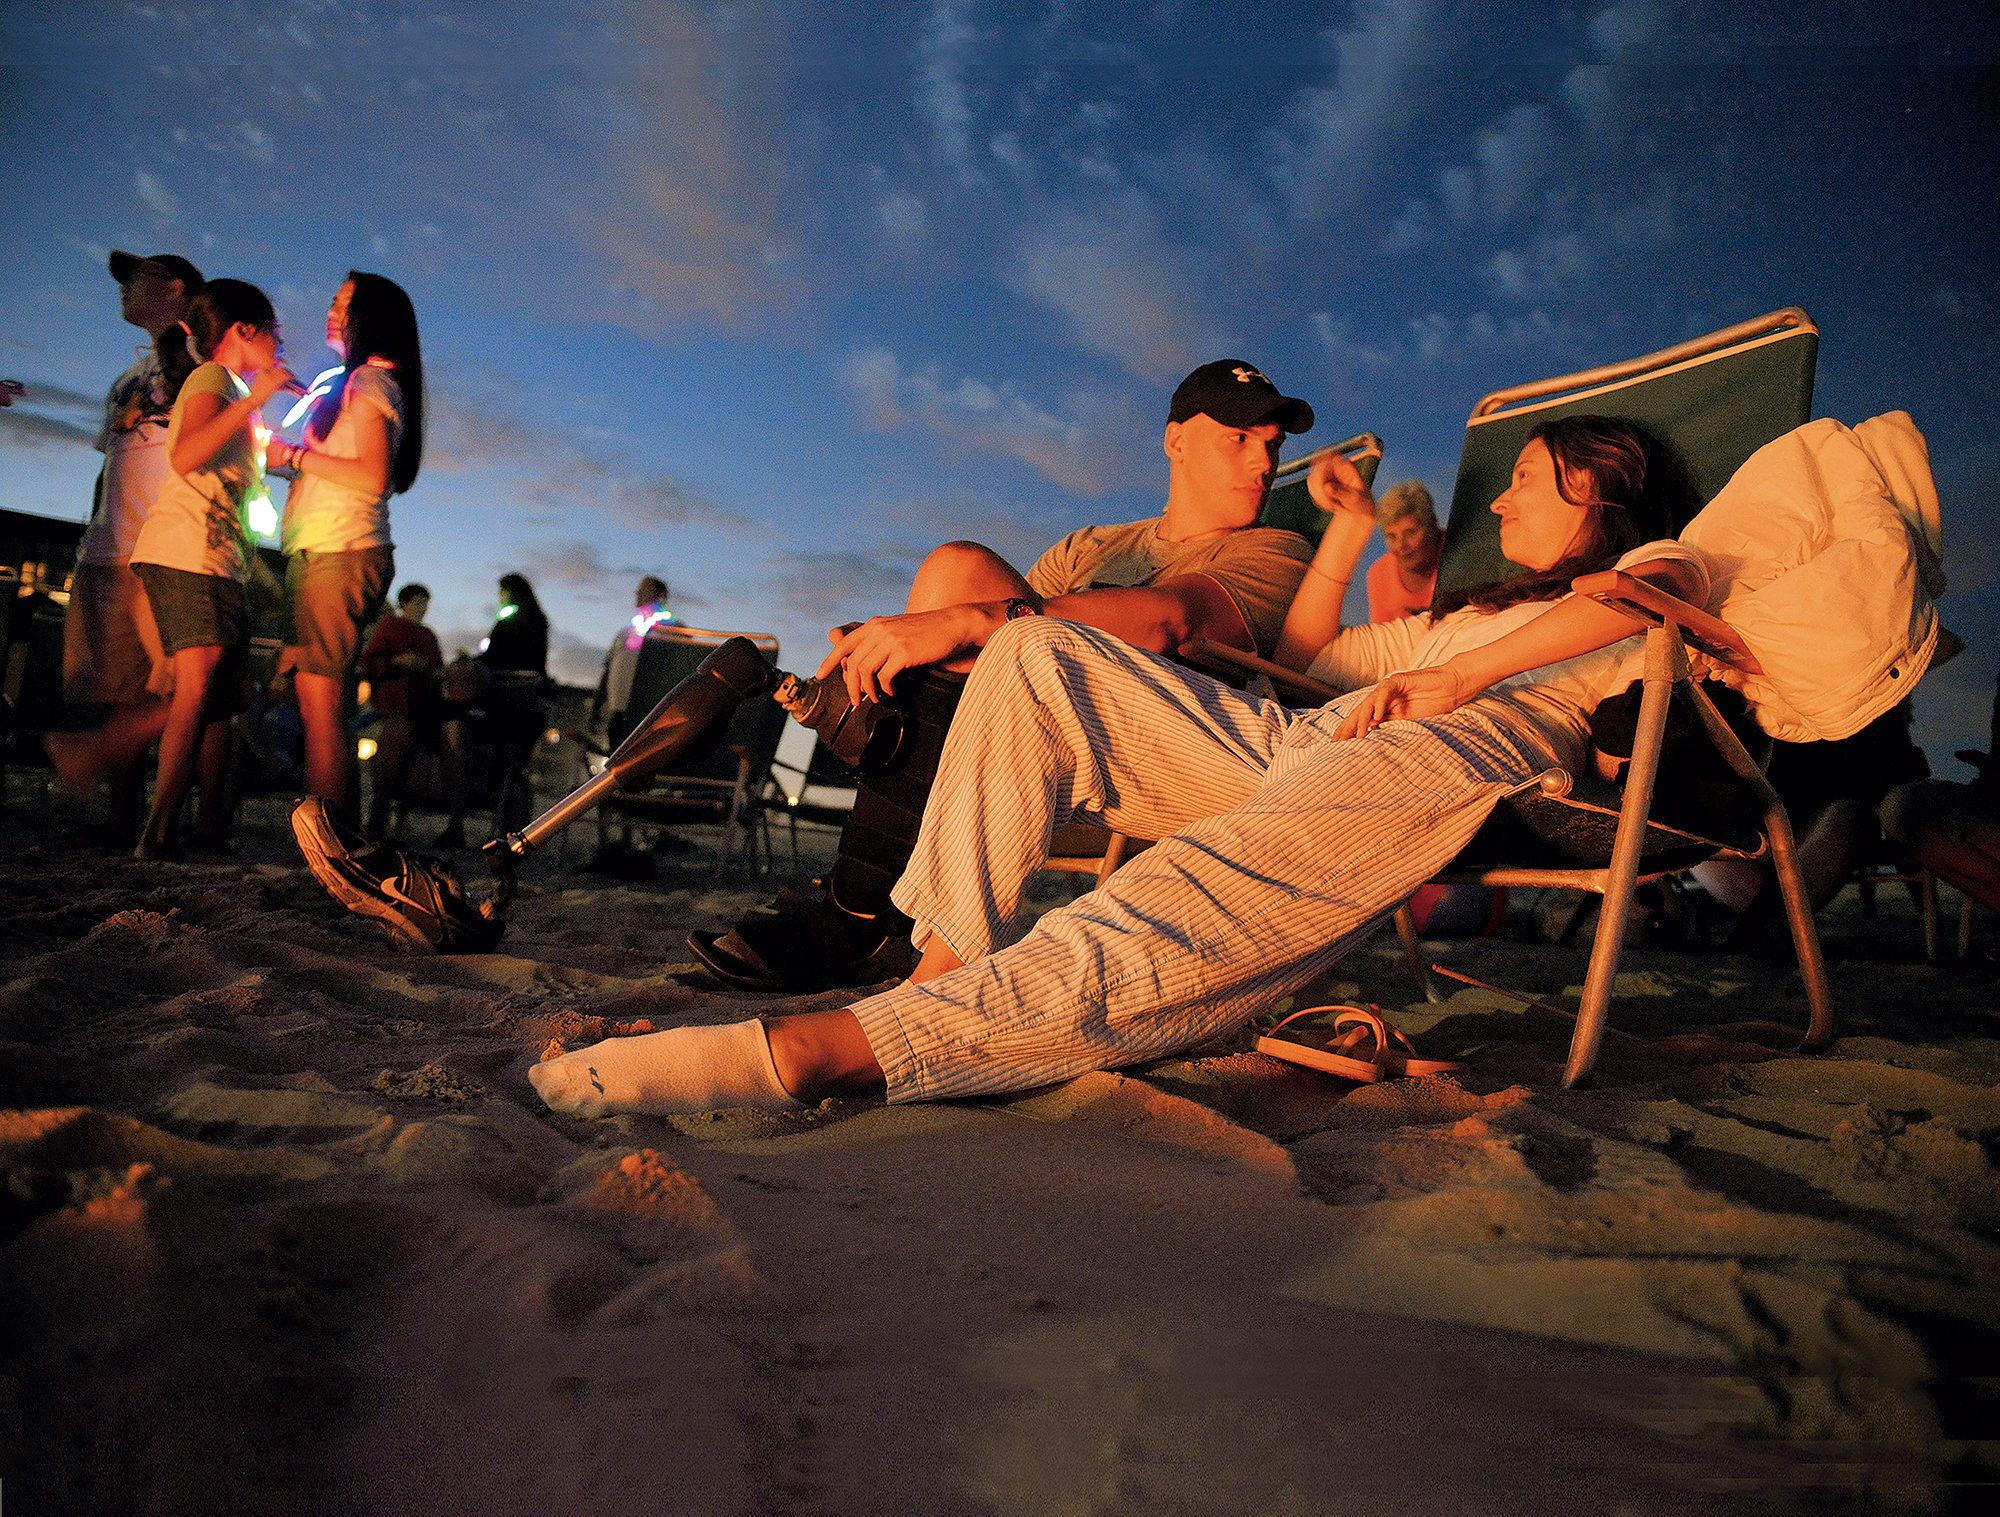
xmin=1168 ymin=359 xmax=1315 ymax=434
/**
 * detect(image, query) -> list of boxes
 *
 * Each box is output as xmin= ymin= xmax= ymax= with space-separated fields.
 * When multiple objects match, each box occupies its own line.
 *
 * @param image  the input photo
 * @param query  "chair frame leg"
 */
xmin=1394 ymin=904 xmax=1444 ymax=1004
xmin=1563 ymin=629 xmax=1679 ymax=1087
xmin=1763 ymin=798 xmax=1835 ymax=1047
xmin=1680 ymin=663 xmax=1836 ymax=1051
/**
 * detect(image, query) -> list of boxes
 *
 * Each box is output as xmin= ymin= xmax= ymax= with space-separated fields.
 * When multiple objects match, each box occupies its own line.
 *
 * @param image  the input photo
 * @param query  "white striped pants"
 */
xmin=849 ymin=618 xmax=1559 ymax=1104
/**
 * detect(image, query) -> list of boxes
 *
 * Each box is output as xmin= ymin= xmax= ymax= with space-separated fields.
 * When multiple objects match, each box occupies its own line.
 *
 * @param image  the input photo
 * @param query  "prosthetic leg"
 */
xmin=292 ymin=637 xmax=899 ymax=952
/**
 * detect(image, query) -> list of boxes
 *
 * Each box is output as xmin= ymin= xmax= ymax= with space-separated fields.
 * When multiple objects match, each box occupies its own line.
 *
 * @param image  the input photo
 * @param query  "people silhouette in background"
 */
xmin=436 ymin=573 xmax=551 ymax=848
xmin=1365 ymin=479 xmax=1442 ymax=623
xmin=589 ymin=574 xmax=672 ymax=745
xmin=358 ymin=582 xmax=443 ymax=840
xmin=1882 ymin=659 xmax=2000 ymax=924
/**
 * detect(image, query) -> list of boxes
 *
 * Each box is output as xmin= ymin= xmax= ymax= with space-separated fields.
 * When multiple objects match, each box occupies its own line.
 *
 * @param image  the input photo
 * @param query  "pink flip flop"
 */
xmin=1253 ymin=1004 xmax=1461 ymax=1083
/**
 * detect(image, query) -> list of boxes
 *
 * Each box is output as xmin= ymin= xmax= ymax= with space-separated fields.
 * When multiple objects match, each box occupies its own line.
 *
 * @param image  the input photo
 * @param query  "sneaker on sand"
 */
xmin=289 ymin=797 xmax=503 ymax=954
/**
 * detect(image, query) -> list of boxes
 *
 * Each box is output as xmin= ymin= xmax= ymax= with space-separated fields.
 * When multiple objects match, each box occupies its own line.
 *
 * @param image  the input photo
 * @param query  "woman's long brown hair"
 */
xmin=1431 ymin=415 xmax=1697 ymax=617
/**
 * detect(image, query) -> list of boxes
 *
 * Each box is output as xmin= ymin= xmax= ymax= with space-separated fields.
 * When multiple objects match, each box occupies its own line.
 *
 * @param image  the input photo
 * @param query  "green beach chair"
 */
xmin=1259 ymin=430 xmax=1384 ymax=541
xmin=1414 ymin=307 xmax=1830 ymax=1084
xmin=1188 ymin=308 xmax=1835 ymax=1084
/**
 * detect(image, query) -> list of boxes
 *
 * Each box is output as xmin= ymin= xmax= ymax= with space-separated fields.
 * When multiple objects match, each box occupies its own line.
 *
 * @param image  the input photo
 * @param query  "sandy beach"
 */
xmin=3 ymin=786 xmax=1996 ymax=1515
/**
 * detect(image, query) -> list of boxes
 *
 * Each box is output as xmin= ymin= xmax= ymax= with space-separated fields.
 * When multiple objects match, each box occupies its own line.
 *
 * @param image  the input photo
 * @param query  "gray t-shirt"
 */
xmin=1026 ymin=517 xmax=1312 ymax=657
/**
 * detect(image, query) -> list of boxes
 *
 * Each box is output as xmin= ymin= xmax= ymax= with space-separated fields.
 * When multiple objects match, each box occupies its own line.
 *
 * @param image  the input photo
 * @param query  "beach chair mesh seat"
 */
xmin=579 ymin=625 xmax=787 ymax=876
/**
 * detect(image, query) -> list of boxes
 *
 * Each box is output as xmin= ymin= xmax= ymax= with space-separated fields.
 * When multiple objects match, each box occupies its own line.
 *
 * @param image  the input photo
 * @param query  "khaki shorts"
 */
xmin=281 ymin=545 xmax=394 ymax=679
xmin=62 ymin=559 xmax=167 ymax=704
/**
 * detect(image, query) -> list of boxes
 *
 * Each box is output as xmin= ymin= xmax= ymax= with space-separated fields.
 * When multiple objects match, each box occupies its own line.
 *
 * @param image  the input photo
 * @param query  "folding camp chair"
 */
xmin=1186 ymin=309 xmax=1834 ymax=1084
xmin=576 ymin=623 xmax=787 ymax=876
xmin=1042 ymin=430 xmax=1383 ymax=885
xmin=760 ymin=730 xmax=860 ymax=869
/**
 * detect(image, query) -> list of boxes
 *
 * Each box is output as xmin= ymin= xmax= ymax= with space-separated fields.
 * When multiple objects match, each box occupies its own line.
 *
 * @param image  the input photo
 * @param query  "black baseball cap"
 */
xmin=108 ymin=250 xmax=206 ymax=290
xmin=1168 ymin=359 xmax=1314 ymax=434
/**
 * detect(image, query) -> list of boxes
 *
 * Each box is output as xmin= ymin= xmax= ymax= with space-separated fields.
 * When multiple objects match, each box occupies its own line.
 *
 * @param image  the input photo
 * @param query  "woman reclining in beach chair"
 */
xmin=530 ymin=416 xmax=1708 ymax=1116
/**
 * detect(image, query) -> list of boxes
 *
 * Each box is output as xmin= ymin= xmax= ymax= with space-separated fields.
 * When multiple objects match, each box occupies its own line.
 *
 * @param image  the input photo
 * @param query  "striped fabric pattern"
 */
xmin=851 ymin=618 xmax=1559 ymax=1104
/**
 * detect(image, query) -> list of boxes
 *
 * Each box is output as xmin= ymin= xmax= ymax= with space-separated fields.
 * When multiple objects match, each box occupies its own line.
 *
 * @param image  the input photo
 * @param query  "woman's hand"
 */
xmin=1306 ymin=449 xmax=1374 ymax=521
xmin=247 ymin=364 xmax=297 ymax=407
xmin=816 ymin=604 xmax=989 ymax=703
xmin=1332 ymin=664 xmax=1478 ymax=740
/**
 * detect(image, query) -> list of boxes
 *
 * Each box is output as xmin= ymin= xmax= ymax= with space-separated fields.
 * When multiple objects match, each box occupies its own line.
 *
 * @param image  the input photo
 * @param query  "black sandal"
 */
xmin=687 ymin=897 xmax=912 ymax=992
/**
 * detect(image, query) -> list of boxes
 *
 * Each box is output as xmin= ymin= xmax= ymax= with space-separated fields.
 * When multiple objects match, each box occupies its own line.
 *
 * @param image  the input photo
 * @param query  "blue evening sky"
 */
xmin=3 ymin=1 xmax=1996 ymax=763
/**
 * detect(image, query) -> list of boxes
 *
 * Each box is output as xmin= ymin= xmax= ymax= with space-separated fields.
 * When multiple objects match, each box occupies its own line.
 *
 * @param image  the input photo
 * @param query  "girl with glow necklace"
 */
xmin=267 ymin=271 xmax=426 ymax=821
xmin=124 ymin=278 xmax=294 ymax=858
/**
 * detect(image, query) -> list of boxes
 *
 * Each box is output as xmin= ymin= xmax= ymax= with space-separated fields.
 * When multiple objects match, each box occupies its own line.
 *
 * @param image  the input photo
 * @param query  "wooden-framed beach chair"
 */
xmin=1183 ymin=308 xmax=1836 ymax=1085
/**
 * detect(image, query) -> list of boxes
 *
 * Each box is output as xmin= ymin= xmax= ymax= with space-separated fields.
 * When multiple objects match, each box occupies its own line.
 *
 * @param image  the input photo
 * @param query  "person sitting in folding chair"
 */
xmin=531 ymin=416 xmax=1710 ymax=1117
xmin=690 ymin=359 xmax=1345 ymax=993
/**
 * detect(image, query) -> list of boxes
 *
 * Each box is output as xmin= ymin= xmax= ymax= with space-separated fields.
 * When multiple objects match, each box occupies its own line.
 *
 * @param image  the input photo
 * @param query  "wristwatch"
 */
xmin=1003 ymin=597 xmax=1042 ymax=620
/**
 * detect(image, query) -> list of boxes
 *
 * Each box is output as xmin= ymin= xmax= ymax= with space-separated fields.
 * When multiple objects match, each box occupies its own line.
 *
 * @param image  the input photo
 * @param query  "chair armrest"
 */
xmin=1177 ymin=640 xmax=1342 ymax=705
xmin=1568 ymin=570 xmax=1765 ymax=677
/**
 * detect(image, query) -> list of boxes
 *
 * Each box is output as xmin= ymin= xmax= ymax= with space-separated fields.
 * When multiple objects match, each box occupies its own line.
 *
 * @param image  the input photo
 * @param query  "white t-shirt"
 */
xmin=129 ymin=362 xmax=260 ymax=582
xmin=1305 ymin=541 xmax=1710 ymax=768
xmin=280 ymin=363 xmax=402 ymax=553
xmin=79 ymin=346 xmax=175 ymax=566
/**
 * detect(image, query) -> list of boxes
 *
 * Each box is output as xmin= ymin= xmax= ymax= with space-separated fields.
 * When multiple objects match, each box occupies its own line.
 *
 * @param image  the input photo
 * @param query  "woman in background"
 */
xmin=125 ymin=278 xmax=294 ymax=858
xmin=267 ymin=271 xmax=424 ymax=819
xmin=437 ymin=573 xmax=551 ymax=848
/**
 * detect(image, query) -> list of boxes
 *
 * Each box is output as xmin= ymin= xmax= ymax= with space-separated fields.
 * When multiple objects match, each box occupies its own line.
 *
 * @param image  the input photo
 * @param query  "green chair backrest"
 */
xmin=1435 ymin=309 xmax=1818 ymax=601
xmin=624 ymin=627 xmax=785 ymax=787
xmin=1259 ymin=431 xmax=1384 ymax=544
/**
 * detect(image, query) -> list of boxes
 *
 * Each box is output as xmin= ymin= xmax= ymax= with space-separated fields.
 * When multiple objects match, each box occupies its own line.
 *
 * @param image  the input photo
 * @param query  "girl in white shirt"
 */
xmin=125 ymin=278 xmax=294 ymax=859
xmin=266 ymin=271 xmax=425 ymax=818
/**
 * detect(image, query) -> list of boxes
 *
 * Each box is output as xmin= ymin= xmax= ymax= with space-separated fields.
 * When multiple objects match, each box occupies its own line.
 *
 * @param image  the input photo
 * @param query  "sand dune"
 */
xmin=3 ymin=818 xmax=1996 ymax=1514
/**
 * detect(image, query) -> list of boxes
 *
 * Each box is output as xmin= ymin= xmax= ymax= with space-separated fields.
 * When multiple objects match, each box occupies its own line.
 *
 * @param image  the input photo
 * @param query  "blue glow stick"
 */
xmin=281 ymin=364 xmax=346 ymax=428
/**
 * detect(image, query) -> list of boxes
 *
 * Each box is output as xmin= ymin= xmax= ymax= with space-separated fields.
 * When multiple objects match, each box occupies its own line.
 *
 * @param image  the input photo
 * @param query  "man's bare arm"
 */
xmin=1044 ymin=572 xmax=1251 ymax=654
xmin=816 ymin=573 xmax=1251 ymax=703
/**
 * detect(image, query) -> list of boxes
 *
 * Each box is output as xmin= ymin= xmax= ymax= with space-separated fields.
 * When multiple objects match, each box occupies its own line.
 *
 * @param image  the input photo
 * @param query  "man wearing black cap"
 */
xmin=50 ymin=252 xmax=205 ymax=842
xmin=692 ymin=358 xmax=1359 ymax=992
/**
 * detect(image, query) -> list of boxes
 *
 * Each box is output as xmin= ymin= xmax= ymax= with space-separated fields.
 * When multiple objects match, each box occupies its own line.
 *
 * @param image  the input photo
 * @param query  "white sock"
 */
xmin=529 ymin=1019 xmax=802 ymax=1117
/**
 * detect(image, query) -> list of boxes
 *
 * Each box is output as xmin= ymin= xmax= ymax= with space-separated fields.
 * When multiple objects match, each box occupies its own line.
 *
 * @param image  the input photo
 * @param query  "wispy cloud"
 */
xmin=1312 ymin=306 xmax=1590 ymax=374
xmin=915 ymin=0 xmax=986 ymax=188
xmin=0 ymin=411 xmax=99 ymax=449
xmin=547 ymin=628 xmax=608 ymax=688
xmin=760 ymin=546 xmax=926 ymax=623
xmin=1274 ymin=0 xmax=1454 ymax=223
xmin=133 ymin=168 xmax=178 ymax=220
xmin=842 ymin=346 xmax=1152 ymax=496
xmin=1482 ymin=232 xmax=1592 ymax=301
xmin=1006 ymin=200 xmax=1235 ymax=385
xmin=515 ymin=538 xmax=653 ymax=593
xmin=426 ymin=387 xmax=744 ymax=531
xmin=0 ymin=380 xmax=102 ymax=449
xmin=589 ymin=3 xmax=801 ymax=332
